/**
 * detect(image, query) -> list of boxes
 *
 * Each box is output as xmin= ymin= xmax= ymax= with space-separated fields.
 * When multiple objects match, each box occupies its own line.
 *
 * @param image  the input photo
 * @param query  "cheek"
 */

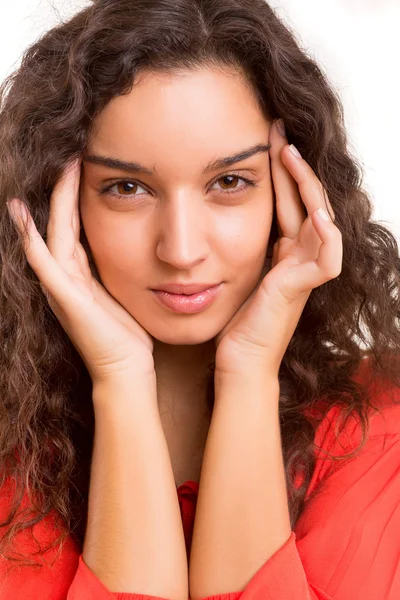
xmin=79 ymin=207 xmax=146 ymax=285
xmin=215 ymin=206 xmax=272 ymax=268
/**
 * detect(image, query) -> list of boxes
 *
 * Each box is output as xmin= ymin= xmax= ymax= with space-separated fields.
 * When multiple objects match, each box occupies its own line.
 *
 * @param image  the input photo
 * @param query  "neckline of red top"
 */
xmin=176 ymin=480 xmax=199 ymax=495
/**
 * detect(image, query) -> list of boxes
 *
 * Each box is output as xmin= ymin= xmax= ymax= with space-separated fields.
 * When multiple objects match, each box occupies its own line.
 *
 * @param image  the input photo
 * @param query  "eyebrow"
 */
xmin=83 ymin=142 xmax=271 ymax=176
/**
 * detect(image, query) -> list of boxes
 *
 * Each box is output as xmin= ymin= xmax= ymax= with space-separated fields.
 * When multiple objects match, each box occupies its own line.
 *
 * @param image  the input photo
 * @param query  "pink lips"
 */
xmin=151 ymin=283 xmax=223 ymax=314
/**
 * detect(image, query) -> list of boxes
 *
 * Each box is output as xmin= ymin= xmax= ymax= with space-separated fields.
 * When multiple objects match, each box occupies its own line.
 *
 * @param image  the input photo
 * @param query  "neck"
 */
xmin=153 ymin=339 xmax=215 ymax=403
xmin=153 ymin=338 xmax=215 ymax=438
xmin=152 ymin=339 xmax=216 ymax=488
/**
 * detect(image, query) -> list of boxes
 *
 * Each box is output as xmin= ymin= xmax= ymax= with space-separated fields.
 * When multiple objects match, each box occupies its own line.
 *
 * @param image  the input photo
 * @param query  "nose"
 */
xmin=155 ymin=193 xmax=209 ymax=270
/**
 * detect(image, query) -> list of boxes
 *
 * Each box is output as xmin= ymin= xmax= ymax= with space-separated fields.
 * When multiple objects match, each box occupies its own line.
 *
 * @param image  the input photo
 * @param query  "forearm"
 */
xmin=189 ymin=370 xmax=291 ymax=599
xmin=83 ymin=374 xmax=188 ymax=600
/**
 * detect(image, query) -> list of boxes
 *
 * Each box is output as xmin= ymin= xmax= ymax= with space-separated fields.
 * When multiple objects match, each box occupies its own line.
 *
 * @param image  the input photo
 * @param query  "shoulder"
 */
xmin=294 ymin=379 xmax=400 ymax=598
xmin=299 ymin=358 xmax=400 ymax=498
xmin=315 ymin=358 xmax=400 ymax=444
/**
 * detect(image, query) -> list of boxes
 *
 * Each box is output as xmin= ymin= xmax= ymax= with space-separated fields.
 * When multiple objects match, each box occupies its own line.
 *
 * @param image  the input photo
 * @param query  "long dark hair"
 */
xmin=1 ymin=0 xmax=399 ymax=568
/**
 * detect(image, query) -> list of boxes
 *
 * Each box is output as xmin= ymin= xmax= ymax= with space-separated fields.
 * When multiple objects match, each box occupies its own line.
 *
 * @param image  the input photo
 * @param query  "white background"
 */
xmin=1 ymin=0 xmax=399 ymax=239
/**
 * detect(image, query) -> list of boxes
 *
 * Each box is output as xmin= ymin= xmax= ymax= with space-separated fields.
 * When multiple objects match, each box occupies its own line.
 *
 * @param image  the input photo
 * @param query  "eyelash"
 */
xmin=99 ymin=171 xmax=258 ymax=202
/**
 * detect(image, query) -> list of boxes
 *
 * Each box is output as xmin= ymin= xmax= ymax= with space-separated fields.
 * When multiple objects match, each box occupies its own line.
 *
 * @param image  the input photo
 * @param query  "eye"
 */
xmin=102 ymin=181 xmax=148 ymax=200
xmin=99 ymin=171 xmax=258 ymax=202
xmin=210 ymin=173 xmax=257 ymax=196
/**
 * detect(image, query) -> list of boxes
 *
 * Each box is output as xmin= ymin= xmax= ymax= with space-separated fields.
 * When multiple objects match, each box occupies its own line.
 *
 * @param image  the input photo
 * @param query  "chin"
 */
xmin=143 ymin=318 xmax=221 ymax=346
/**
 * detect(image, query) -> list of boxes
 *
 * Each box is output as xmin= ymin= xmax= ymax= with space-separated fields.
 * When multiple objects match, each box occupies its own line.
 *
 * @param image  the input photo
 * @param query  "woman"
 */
xmin=0 ymin=0 xmax=399 ymax=598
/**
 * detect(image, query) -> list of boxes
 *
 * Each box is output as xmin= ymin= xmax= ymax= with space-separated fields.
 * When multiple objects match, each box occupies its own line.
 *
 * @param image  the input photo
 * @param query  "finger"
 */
xmin=7 ymin=199 xmax=75 ymax=303
xmin=269 ymin=119 xmax=307 ymax=239
xmin=285 ymin=207 xmax=342 ymax=295
xmin=46 ymin=159 xmax=82 ymax=264
xmin=280 ymin=145 xmax=336 ymax=222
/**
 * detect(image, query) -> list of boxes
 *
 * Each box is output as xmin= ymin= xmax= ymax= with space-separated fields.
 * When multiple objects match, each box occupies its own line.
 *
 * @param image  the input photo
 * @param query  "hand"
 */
xmin=7 ymin=160 xmax=155 ymax=385
xmin=214 ymin=119 xmax=342 ymax=377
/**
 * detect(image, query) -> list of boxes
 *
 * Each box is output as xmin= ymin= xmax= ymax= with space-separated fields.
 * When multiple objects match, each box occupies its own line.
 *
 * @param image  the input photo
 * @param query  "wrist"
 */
xmin=92 ymin=371 xmax=158 ymax=414
xmin=215 ymin=365 xmax=279 ymax=383
xmin=214 ymin=367 xmax=280 ymax=408
xmin=92 ymin=364 xmax=156 ymax=387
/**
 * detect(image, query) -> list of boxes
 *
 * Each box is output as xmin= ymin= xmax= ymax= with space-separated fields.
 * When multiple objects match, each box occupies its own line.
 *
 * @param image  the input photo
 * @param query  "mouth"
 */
xmin=150 ymin=283 xmax=223 ymax=314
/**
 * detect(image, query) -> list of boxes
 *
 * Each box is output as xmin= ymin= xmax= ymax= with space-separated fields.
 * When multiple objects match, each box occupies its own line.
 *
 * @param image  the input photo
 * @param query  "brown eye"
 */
xmin=100 ymin=173 xmax=257 ymax=202
xmin=100 ymin=180 xmax=148 ymax=201
xmin=210 ymin=173 xmax=256 ymax=196
xmin=116 ymin=182 xmax=139 ymax=195
xmin=218 ymin=175 xmax=240 ymax=190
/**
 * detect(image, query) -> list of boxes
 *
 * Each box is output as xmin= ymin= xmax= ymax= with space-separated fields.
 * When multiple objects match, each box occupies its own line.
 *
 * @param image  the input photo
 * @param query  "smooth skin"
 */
xmin=7 ymin=65 xmax=341 ymax=597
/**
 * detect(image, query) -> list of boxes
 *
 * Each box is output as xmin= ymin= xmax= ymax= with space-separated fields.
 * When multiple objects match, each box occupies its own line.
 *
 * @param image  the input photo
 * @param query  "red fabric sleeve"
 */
xmin=68 ymin=555 xmax=171 ymax=600
xmin=190 ymin=389 xmax=400 ymax=600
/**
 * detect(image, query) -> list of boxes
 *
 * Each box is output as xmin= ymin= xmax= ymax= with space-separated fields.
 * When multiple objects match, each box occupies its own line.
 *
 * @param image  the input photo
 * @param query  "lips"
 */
xmin=151 ymin=283 xmax=223 ymax=314
xmin=152 ymin=283 xmax=221 ymax=295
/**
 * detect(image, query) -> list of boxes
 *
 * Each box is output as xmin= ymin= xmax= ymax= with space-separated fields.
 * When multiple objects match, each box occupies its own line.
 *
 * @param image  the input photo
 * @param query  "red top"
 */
xmin=1 ymin=363 xmax=400 ymax=599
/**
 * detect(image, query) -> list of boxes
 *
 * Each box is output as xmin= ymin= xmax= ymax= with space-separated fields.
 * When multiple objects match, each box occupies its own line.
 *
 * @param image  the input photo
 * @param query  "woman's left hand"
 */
xmin=214 ymin=119 xmax=343 ymax=377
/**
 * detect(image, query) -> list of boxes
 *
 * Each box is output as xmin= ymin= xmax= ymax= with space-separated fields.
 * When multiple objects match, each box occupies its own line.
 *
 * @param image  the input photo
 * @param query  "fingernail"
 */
xmin=316 ymin=208 xmax=331 ymax=222
xmin=289 ymin=144 xmax=302 ymax=158
xmin=276 ymin=119 xmax=286 ymax=137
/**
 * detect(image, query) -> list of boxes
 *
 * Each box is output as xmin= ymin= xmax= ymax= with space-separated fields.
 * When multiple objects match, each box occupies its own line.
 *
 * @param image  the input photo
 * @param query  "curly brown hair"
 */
xmin=0 ymin=0 xmax=399 ymax=571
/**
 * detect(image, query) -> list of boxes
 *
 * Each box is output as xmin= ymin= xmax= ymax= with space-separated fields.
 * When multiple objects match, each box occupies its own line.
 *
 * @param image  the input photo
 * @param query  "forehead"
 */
xmin=87 ymin=68 xmax=270 ymax=174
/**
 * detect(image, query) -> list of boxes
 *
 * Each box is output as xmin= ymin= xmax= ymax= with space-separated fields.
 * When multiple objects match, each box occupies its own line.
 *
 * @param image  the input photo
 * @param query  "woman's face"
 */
xmin=80 ymin=66 xmax=275 ymax=346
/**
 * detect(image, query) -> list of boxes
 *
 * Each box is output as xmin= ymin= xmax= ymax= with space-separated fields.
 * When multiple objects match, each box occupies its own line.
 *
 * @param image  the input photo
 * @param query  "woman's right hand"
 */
xmin=7 ymin=159 xmax=156 ymax=385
